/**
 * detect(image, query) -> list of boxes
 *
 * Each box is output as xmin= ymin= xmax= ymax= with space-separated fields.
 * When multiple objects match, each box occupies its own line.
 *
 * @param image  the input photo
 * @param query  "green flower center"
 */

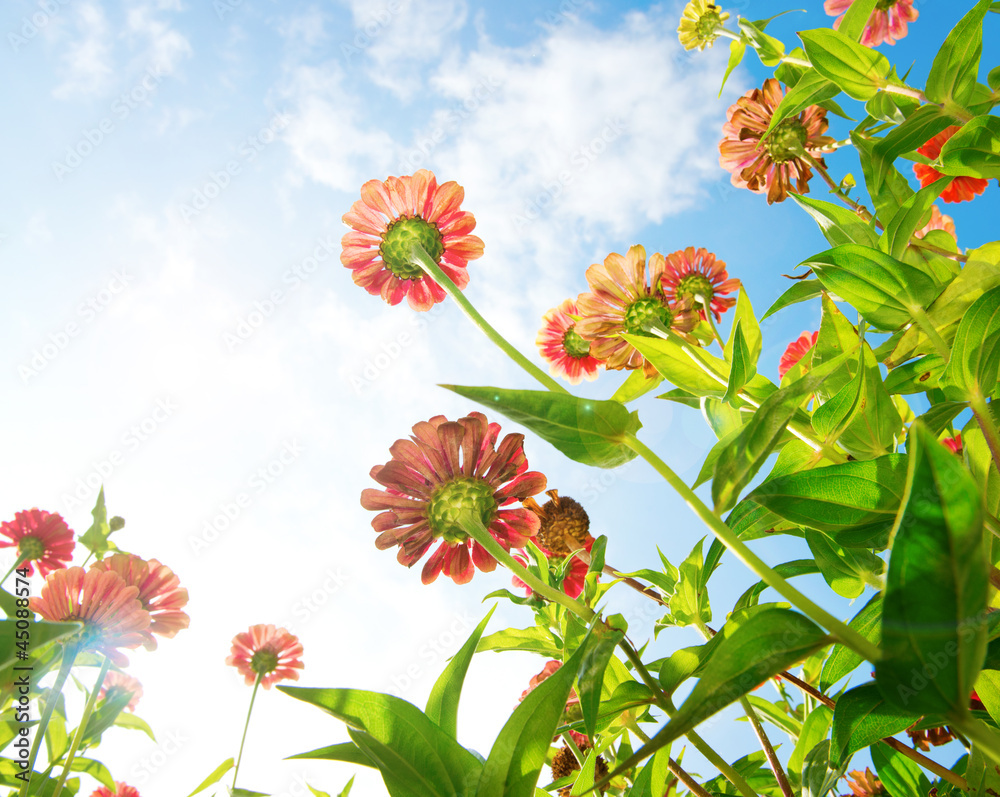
xmin=875 ymin=0 xmax=898 ymax=9
xmin=251 ymin=648 xmax=279 ymax=676
xmin=675 ymin=274 xmax=715 ymax=303
xmin=766 ymin=118 xmax=808 ymax=164
xmin=19 ymin=536 xmax=45 ymax=561
xmin=562 ymin=326 xmax=591 ymax=359
xmin=427 ymin=477 xmax=498 ymax=544
xmin=379 ymin=216 xmax=445 ymax=279
xmin=623 ymin=297 xmax=674 ymax=336
xmin=695 ymin=9 xmax=722 ymax=39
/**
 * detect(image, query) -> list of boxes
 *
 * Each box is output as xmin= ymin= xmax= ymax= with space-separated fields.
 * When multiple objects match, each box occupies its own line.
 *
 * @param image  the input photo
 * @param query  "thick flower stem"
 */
xmin=623 ymin=433 xmax=883 ymax=663
xmin=51 ymin=655 xmax=111 ymax=797
xmin=233 ymin=673 xmax=263 ymax=791
xmin=970 ymin=394 xmax=1000 ymax=470
xmin=408 ymin=243 xmax=569 ymax=394
xmin=457 ymin=513 xmax=595 ymax=620
xmin=20 ymin=641 xmax=78 ymax=797
xmin=951 ymin=714 xmax=1000 ymax=767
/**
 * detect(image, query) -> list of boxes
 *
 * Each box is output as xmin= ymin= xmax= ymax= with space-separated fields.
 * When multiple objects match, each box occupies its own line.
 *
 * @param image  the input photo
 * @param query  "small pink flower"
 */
xmin=914 ymin=126 xmax=989 ymax=204
xmin=89 ymin=784 xmax=141 ymax=797
xmin=362 ymin=413 xmax=547 ymax=585
xmin=0 ymin=509 xmax=75 ymax=577
xmin=779 ymin=331 xmax=819 ymax=380
xmin=537 ymin=299 xmax=605 ymax=385
xmin=942 ymin=435 xmax=962 ymax=454
xmin=915 ymin=205 xmax=957 ymax=242
xmin=825 ymin=0 xmax=917 ymax=46
xmin=98 ymin=671 xmax=144 ymax=712
xmin=341 ymin=170 xmax=485 ymax=311
xmin=660 ymin=247 xmax=741 ymax=322
xmin=226 ymin=624 xmax=304 ymax=689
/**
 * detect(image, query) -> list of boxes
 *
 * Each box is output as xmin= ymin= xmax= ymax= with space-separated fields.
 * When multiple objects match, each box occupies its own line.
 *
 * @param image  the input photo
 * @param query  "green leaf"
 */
xmin=852 ymin=132 xmax=916 ymax=223
xmin=942 ymin=285 xmax=1000 ymax=401
xmin=478 ymin=625 xmax=595 ymax=797
xmin=477 ymin=626 xmax=561 ymax=657
xmin=812 ymin=356 xmax=867 ymax=445
xmin=80 ymin=685 xmax=133 ymax=746
xmin=725 ymin=289 xmax=762 ymax=365
xmin=669 ymin=539 xmax=712 ymax=627
xmin=723 ymin=322 xmax=756 ymax=404
xmin=733 ymin=560 xmax=820 ymax=612
xmin=610 ymin=370 xmax=662 ymax=404
xmin=821 ymin=595 xmax=883 ymax=692
xmin=939 ymin=116 xmax=1000 ymax=180
xmin=745 ymin=694 xmax=803 ymax=737
xmin=286 ymin=742 xmax=376 ymax=767
xmin=865 ymin=90 xmax=919 ymax=125
xmin=764 ymin=70 xmax=840 ymax=138
xmin=78 ymin=487 xmax=118 ymax=559
xmin=186 ymin=758 xmax=235 ymax=797
xmin=789 ymin=705 xmax=833 ymax=775
xmin=739 ymin=18 xmax=785 ymax=67
xmin=875 ymin=424 xmax=989 ymax=715
xmin=577 ymin=621 xmax=625 ymax=738
xmin=871 ymin=739 xmax=931 ymax=797
xmin=279 ymin=688 xmax=482 ymax=797
xmin=231 ymin=790 xmax=270 ymax=797
xmin=831 ymin=683 xmax=922 ymax=766
xmin=792 ymin=195 xmax=880 ymax=249
xmin=883 ymin=355 xmax=947 ymax=394
xmin=336 ymin=777 xmax=356 ymax=797
xmin=804 ymin=244 xmax=941 ymax=331
xmin=925 ymin=0 xmax=992 ymax=105
xmin=441 ymin=386 xmax=640 ymax=469
xmin=879 ymin=178 xmax=951 ymax=261
xmin=720 ymin=39 xmax=747 ymax=95
xmin=805 ymin=531 xmax=883 ymax=599
xmin=762 ymin=280 xmax=824 ymax=321
xmin=425 ymin=606 xmax=495 ymax=739
xmin=625 ymin=331 xmax=729 ymax=398
xmin=802 ymin=740 xmax=849 ymax=797
xmin=658 ymin=645 xmax=708 ymax=697
xmin=799 ymin=29 xmax=890 ymax=100
xmin=112 ymin=711 xmax=156 ymax=741
xmin=602 ymin=608 xmax=829 ymax=780
xmin=837 ymin=0 xmax=877 ymax=40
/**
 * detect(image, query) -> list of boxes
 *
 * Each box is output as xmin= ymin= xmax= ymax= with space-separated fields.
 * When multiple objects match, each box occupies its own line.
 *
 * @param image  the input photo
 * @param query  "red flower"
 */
xmin=98 ymin=671 xmax=143 ymax=712
xmin=90 ymin=554 xmax=189 ymax=649
xmin=1 ymin=509 xmax=75 ymax=577
xmin=341 ymin=170 xmax=485 ymax=311
xmin=660 ymin=247 xmax=740 ymax=321
xmin=942 ymin=435 xmax=962 ymax=455
xmin=779 ymin=331 xmax=818 ymax=380
xmin=537 ymin=298 xmax=605 ymax=385
xmin=226 ymin=624 xmax=304 ymax=689
xmin=914 ymin=126 xmax=989 ymax=204
xmin=30 ymin=567 xmax=151 ymax=666
xmin=825 ymin=0 xmax=917 ymax=46
xmin=361 ymin=412 xmax=547 ymax=585
xmin=89 ymin=784 xmax=141 ymax=797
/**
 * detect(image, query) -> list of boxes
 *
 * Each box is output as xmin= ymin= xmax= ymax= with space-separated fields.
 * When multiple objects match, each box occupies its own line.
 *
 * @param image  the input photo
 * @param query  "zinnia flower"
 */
xmin=913 ymin=126 xmax=989 ymax=204
xmin=341 ymin=170 xmax=485 ymax=311
xmin=1 ymin=508 xmax=75 ymax=577
xmin=660 ymin=247 xmax=740 ymax=321
xmin=90 ymin=554 xmax=189 ymax=649
xmin=30 ymin=567 xmax=151 ymax=666
xmin=575 ymin=245 xmax=697 ymax=377
xmin=915 ymin=205 xmax=957 ymax=241
xmin=537 ymin=299 xmax=605 ymax=385
xmin=362 ymin=412 xmax=547 ymax=585
xmin=825 ymin=0 xmax=917 ymax=47
xmin=89 ymin=784 xmax=141 ymax=797
xmin=778 ymin=331 xmax=819 ymax=380
xmin=942 ymin=435 xmax=962 ymax=455
xmin=844 ymin=768 xmax=885 ymax=797
xmin=719 ymin=79 xmax=834 ymax=204
xmin=677 ymin=0 xmax=730 ymax=51
xmin=98 ymin=671 xmax=143 ymax=712
xmin=226 ymin=624 xmax=304 ymax=689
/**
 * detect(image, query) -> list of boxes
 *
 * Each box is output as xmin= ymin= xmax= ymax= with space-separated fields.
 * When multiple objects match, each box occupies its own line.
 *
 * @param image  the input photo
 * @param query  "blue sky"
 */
xmin=1 ymin=1 xmax=997 ymax=795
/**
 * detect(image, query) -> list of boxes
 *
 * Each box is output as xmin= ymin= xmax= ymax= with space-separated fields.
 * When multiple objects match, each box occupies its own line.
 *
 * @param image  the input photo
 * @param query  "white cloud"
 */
xmin=52 ymin=2 xmax=114 ymax=99
xmin=124 ymin=0 xmax=192 ymax=76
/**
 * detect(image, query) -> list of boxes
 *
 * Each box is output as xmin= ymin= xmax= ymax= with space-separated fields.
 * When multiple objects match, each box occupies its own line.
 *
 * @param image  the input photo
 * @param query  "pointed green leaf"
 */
xmin=78 ymin=487 xmax=118 ymax=559
xmin=186 ymin=758 xmax=235 ymax=797
xmin=669 ymin=539 xmax=712 ymax=627
xmin=625 ymin=331 xmax=730 ymax=398
xmin=720 ymin=39 xmax=747 ymax=95
xmin=939 ymin=116 xmax=1000 ymax=179
xmin=821 ymin=595 xmax=883 ymax=692
xmin=852 ymin=132 xmax=917 ymax=222
xmin=723 ymin=322 xmax=756 ymax=404
xmin=733 ymin=560 xmax=821 ymax=612
xmin=792 ymin=195 xmax=880 ymax=248
xmin=425 ymin=605 xmax=495 ymax=739
xmin=762 ymin=280 xmax=824 ymax=321
xmin=831 ymin=683 xmax=922 ymax=766
xmin=942 ymin=285 xmax=1000 ymax=401
xmin=883 ymin=355 xmax=947 ymax=395
xmin=837 ymin=0 xmax=878 ymax=40
xmin=764 ymin=70 xmax=840 ymax=138
xmin=726 ymin=289 xmax=762 ymax=365
xmin=739 ymin=18 xmax=785 ymax=66
xmin=879 ymin=178 xmax=950 ymax=260
xmin=346 ymin=727 xmax=470 ymax=797
xmin=610 ymin=370 xmax=662 ymax=404
xmin=875 ymin=424 xmax=989 ymax=715
xmin=477 ymin=626 xmax=561 ymax=657
xmin=800 ymin=29 xmax=890 ymax=100
xmin=790 ymin=705 xmax=833 ymax=776
xmin=441 ymin=386 xmax=640 ymax=469
xmin=871 ymin=739 xmax=931 ymax=797
xmin=805 ymin=531 xmax=882 ymax=599
xmin=925 ymin=0 xmax=992 ymax=104
xmin=802 ymin=740 xmax=849 ymax=797
xmin=286 ymin=742 xmax=375 ymax=767
xmin=577 ymin=621 xmax=625 ymax=738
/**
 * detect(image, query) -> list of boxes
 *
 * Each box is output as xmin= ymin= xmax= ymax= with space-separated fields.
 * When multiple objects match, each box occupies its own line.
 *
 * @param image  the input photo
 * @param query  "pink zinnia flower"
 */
xmin=660 ymin=247 xmax=741 ymax=321
xmin=825 ymin=0 xmax=917 ymax=47
xmin=915 ymin=205 xmax=957 ymax=242
xmin=98 ymin=671 xmax=144 ymax=712
xmin=30 ymin=567 xmax=151 ymax=666
xmin=575 ymin=245 xmax=697 ymax=377
xmin=90 ymin=554 xmax=189 ymax=649
xmin=719 ymin=79 xmax=834 ymax=204
xmin=226 ymin=624 xmax=304 ymax=689
xmin=89 ymin=784 xmax=141 ymax=797
xmin=914 ymin=126 xmax=989 ymax=204
xmin=779 ymin=331 xmax=819 ymax=380
xmin=537 ymin=298 xmax=604 ymax=385
xmin=361 ymin=412 xmax=547 ymax=585
xmin=341 ymin=170 xmax=485 ymax=311
xmin=942 ymin=435 xmax=962 ymax=454
xmin=1 ymin=508 xmax=75 ymax=577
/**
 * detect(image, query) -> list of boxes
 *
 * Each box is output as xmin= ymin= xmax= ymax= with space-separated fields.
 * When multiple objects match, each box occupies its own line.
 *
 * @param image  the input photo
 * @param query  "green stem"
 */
xmin=624 ymin=717 xmax=715 ymax=797
xmin=909 ymin=306 xmax=950 ymax=361
xmin=51 ymin=656 xmax=111 ymax=797
xmin=623 ymin=433 xmax=882 ymax=662
xmin=408 ymin=243 xmax=569 ymax=394
xmin=779 ymin=54 xmax=812 ymax=68
xmin=21 ymin=641 xmax=78 ymax=797
xmin=233 ymin=673 xmax=263 ymax=791
xmin=952 ymin=714 xmax=1000 ymax=767
xmin=909 ymin=237 xmax=968 ymax=263
xmin=457 ymin=512 xmax=594 ymax=620
xmin=697 ymin=296 xmax=726 ymax=350
xmin=970 ymin=394 xmax=1000 ymax=471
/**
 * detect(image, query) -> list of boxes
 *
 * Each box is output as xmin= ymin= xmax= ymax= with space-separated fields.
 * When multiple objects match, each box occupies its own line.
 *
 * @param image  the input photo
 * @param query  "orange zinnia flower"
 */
xmin=660 ymin=247 xmax=740 ymax=321
xmin=913 ymin=126 xmax=989 ymax=204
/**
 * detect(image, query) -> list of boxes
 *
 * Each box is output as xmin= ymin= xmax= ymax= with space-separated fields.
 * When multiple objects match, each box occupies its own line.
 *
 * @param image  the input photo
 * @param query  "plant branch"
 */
xmin=970 ymin=394 xmax=1000 ymax=471
xmin=233 ymin=673 xmax=262 ymax=791
xmin=20 ymin=641 xmax=79 ymax=797
xmin=51 ymin=655 xmax=111 ymax=797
